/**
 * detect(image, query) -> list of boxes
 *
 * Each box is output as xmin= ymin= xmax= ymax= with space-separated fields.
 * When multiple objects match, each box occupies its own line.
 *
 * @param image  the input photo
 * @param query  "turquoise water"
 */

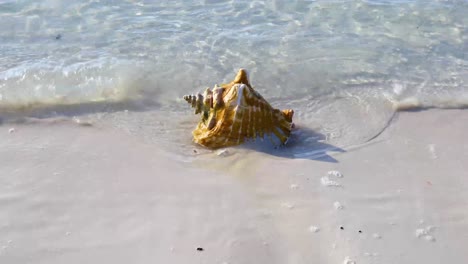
xmin=0 ymin=0 xmax=467 ymax=151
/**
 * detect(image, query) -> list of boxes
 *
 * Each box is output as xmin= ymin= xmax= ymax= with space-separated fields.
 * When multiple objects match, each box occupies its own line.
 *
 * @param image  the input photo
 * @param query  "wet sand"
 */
xmin=1 ymin=109 xmax=467 ymax=264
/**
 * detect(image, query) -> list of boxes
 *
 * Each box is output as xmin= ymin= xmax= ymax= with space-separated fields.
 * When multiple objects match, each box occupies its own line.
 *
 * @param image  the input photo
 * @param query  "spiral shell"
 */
xmin=183 ymin=69 xmax=294 ymax=149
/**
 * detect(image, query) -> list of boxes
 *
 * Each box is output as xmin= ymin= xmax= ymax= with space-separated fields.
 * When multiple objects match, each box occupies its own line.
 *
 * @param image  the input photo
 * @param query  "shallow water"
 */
xmin=0 ymin=0 xmax=467 ymax=155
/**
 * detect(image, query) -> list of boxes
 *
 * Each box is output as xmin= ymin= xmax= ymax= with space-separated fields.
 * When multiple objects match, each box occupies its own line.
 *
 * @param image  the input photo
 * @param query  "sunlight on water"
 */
xmin=0 ymin=0 xmax=467 ymax=149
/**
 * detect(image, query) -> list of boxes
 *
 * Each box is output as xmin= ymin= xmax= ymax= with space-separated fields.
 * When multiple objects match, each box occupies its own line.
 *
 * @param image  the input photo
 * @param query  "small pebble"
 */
xmin=343 ymin=256 xmax=356 ymax=264
xmin=308 ymin=225 xmax=320 ymax=233
xmin=328 ymin=170 xmax=343 ymax=178
xmin=333 ymin=201 xmax=344 ymax=210
xmin=321 ymin=170 xmax=344 ymax=187
xmin=281 ymin=202 xmax=295 ymax=209
xmin=55 ymin=34 xmax=62 ymax=40
xmin=73 ymin=118 xmax=93 ymax=126
xmin=340 ymin=226 xmax=344 ymax=230
xmin=8 ymin=128 xmax=15 ymax=134
xmin=415 ymin=225 xmax=436 ymax=241
xmin=424 ymin=235 xmax=436 ymax=242
xmin=358 ymin=230 xmax=362 ymax=233
xmin=196 ymin=247 xmax=204 ymax=251
xmin=320 ymin=176 xmax=341 ymax=187
xmin=427 ymin=144 xmax=438 ymax=159
xmin=290 ymin=184 xmax=299 ymax=190
xmin=216 ymin=149 xmax=230 ymax=157
xmin=415 ymin=228 xmax=427 ymax=238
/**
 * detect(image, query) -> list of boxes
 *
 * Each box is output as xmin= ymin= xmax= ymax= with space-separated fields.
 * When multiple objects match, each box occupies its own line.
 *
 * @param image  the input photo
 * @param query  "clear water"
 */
xmin=1 ymin=0 xmax=467 ymax=154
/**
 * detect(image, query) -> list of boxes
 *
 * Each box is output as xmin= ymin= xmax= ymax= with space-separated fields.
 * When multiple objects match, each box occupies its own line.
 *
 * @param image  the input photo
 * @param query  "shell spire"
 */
xmin=183 ymin=69 xmax=294 ymax=149
xmin=232 ymin=68 xmax=250 ymax=86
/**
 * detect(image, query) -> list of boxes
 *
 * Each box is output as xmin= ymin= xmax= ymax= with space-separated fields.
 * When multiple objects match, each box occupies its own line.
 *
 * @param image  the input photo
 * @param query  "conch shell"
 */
xmin=183 ymin=69 xmax=294 ymax=149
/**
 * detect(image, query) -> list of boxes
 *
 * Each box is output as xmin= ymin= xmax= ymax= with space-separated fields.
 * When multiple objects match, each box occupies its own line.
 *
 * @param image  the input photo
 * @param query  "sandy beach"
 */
xmin=1 ymin=0 xmax=467 ymax=263
xmin=1 ymin=108 xmax=467 ymax=264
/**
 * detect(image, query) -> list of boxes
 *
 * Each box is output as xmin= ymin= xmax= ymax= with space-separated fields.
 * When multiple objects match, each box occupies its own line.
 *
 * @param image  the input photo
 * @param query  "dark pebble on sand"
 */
xmin=340 ymin=226 xmax=344 ymax=230
xmin=55 ymin=34 xmax=62 ymax=40
xmin=196 ymin=247 xmax=204 ymax=251
xmin=359 ymin=230 xmax=362 ymax=233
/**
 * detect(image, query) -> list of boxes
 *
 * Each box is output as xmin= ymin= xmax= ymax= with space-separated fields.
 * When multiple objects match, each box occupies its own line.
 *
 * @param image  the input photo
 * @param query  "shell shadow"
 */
xmin=242 ymin=125 xmax=346 ymax=162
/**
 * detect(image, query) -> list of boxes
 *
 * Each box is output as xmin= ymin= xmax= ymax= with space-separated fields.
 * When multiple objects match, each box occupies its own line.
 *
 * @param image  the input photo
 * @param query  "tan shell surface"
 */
xmin=184 ymin=69 xmax=294 ymax=149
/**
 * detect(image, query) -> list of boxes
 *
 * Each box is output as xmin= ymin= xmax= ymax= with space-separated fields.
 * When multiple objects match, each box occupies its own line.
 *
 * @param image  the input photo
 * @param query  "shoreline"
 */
xmin=1 ymin=109 xmax=467 ymax=264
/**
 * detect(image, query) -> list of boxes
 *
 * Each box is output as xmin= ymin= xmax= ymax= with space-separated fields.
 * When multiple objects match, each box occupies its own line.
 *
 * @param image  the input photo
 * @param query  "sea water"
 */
xmin=0 ymin=0 xmax=467 ymax=155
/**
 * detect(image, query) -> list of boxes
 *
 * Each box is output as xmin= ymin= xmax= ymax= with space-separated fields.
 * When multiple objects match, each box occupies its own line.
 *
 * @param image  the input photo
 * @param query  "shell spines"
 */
xmin=184 ymin=69 xmax=294 ymax=149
